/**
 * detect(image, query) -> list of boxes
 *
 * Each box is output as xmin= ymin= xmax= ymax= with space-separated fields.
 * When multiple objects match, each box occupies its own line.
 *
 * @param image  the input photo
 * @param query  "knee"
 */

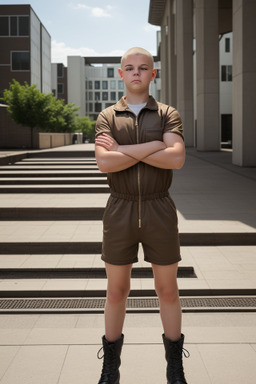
xmin=156 ymin=285 xmax=179 ymax=305
xmin=107 ymin=286 xmax=130 ymax=305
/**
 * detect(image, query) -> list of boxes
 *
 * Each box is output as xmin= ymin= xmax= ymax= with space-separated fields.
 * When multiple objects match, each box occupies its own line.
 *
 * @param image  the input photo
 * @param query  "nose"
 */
xmin=133 ymin=67 xmax=139 ymax=75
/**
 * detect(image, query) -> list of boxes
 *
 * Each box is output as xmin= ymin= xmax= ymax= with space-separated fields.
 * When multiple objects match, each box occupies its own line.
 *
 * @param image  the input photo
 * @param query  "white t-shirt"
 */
xmin=127 ymin=102 xmax=147 ymax=116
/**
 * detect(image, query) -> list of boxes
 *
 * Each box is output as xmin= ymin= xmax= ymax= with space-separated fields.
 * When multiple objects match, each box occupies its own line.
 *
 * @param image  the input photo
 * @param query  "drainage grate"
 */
xmin=0 ymin=296 xmax=255 ymax=313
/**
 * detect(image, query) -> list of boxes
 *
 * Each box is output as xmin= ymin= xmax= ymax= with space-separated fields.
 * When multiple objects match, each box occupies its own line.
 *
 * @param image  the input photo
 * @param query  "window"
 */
xmin=19 ymin=16 xmax=29 ymax=36
xmin=95 ymin=92 xmax=100 ymax=101
xmin=110 ymin=92 xmax=116 ymax=101
xmin=10 ymin=17 xmax=17 ymax=36
xmin=221 ymin=65 xmax=232 ymax=81
xmin=225 ymin=38 xmax=230 ymax=53
xmin=88 ymin=81 xmax=93 ymax=89
xmin=95 ymin=81 xmax=100 ymax=89
xmin=57 ymin=64 xmax=63 ymax=77
xmin=110 ymin=80 xmax=116 ymax=89
xmin=0 ymin=17 xmax=9 ymax=36
xmin=95 ymin=102 xmax=102 ymax=112
xmin=88 ymin=92 xmax=93 ymax=100
xmin=89 ymin=103 xmax=93 ymax=112
xmin=118 ymin=80 xmax=124 ymax=90
xmin=102 ymin=92 xmax=108 ymax=100
xmin=12 ymin=51 xmax=30 ymax=71
xmin=102 ymin=81 xmax=108 ymax=89
xmin=58 ymin=83 xmax=63 ymax=94
xmin=0 ymin=16 xmax=29 ymax=36
xmin=107 ymin=68 xmax=114 ymax=78
xmin=118 ymin=92 xmax=124 ymax=99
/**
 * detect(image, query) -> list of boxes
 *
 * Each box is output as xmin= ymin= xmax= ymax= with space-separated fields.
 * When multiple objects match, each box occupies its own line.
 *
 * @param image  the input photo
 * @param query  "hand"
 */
xmin=95 ymin=133 xmax=119 ymax=151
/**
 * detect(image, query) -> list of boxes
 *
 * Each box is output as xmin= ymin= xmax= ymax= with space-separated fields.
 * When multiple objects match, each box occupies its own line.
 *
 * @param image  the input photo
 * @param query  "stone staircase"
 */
xmin=0 ymin=146 xmax=255 ymax=313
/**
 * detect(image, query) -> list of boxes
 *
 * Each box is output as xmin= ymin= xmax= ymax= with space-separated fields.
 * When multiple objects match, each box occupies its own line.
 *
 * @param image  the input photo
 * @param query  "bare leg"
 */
xmin=152 ymin=262 xmax=182 ymax=341
xmin=104 ymin=262 xmax=133 ymax=342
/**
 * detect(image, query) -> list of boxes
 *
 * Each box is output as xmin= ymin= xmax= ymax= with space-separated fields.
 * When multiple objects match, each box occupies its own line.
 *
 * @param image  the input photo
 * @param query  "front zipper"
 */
xmin=135 ymin=116 xmax=142 ymax=228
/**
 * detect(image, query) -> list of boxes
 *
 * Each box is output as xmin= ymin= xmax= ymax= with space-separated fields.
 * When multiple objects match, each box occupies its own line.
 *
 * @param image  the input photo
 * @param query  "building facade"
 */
xmin=148 ymin=0 xmax=256 ymax=166
xmin=51 ymin=63 xmax=68 ymax=103
xmin=0 ymin=4 xmax=51 ymax=97
xmin=0 ymin=4 xmax=51 ymax=149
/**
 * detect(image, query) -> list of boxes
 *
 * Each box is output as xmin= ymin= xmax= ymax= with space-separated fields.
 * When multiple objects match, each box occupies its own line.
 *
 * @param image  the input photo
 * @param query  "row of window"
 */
xmin=87 ymin=79 xmax=124 ymax=90
xmin=0 ymin=15 xmax=29 ymax=37
xmin=87 ymin=91 xmax=123 ymax=101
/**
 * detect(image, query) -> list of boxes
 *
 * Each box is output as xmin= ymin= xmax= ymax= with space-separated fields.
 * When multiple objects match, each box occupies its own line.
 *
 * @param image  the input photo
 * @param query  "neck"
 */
xmin=125 ymin=91 xmax=149 ymax=105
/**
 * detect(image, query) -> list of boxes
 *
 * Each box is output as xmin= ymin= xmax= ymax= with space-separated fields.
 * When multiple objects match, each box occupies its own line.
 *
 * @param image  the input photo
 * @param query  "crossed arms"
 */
xmin=95 ymin=132 xmax=185 ymax=173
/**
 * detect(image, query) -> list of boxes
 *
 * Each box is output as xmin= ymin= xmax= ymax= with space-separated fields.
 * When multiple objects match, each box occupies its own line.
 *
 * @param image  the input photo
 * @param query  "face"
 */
xmin=118 ymin=54 xmax=157 ymax=93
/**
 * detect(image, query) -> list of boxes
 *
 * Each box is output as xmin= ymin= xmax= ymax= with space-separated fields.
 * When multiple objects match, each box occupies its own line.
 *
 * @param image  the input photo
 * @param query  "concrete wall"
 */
xmin=38 ymin=132 xmax=74 ymax=149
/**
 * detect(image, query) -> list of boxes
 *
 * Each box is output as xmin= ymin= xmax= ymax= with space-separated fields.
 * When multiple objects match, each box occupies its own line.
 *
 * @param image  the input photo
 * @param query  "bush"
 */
xmin=74 ymin=116 xmax=96 ymax=142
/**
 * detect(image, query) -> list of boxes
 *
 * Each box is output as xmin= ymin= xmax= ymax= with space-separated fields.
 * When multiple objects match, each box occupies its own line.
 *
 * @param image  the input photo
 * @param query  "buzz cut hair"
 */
xmin=121 ymin=47 xmax=154 ymax=68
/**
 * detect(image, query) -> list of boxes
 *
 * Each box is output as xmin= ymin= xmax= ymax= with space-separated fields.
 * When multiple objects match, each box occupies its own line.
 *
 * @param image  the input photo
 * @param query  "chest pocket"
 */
xmin=142 ymin=111 xmax=164 ymax=142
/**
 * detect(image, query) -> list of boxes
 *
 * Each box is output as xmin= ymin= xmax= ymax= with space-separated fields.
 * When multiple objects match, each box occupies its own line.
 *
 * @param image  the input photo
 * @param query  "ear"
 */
xmin=151 ymin=68 xmax=157 ymax=81
xmin=118 ymin=68 xmax=123 ymax=80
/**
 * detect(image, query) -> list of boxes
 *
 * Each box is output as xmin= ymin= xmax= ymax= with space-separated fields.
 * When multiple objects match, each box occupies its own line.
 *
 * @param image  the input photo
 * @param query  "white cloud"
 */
xmin=51 ymin=40 xmax=124 ymax=66
xmin=73 ymin=3 xmax=112 ymax=17
xmin=91 ymin=7 xmax=111 ymax=17
xmin=51 ymin=40 xmax=98 ymax=65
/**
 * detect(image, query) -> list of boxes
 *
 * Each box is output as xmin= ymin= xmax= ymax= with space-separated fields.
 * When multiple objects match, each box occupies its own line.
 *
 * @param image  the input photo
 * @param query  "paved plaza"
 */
xmin=0 ymin=144 xmax=255 ymax=383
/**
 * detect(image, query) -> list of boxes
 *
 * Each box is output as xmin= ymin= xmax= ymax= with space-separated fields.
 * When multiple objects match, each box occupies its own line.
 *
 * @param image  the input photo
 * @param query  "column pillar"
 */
xmin=232 ymin=0 xmax=256 ymax=166
xmin=195 ymin=0 xmax=220 ymax=150
xmin=160 ymin=0 xmax=177 ymax=106
xmin=176 ymin=0 xmax=194 ymax=146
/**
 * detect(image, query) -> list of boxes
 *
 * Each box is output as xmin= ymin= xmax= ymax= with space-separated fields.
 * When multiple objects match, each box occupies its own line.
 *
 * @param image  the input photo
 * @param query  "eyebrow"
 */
xmin=124 ymin=64 xmax=150 ymax=67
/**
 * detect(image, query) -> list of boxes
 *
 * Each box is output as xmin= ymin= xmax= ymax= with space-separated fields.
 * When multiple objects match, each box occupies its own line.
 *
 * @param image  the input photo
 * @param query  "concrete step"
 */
xmin=0 ymin=165 xmax=99 ymax=170
xmin=0 ymin=171 xmax=106 ymax=177
xmin=16 ymin=160 xmax=97 ymax=165
xmin=27 ymin=150 xmax=96 ymax=158
xmin=0 ymin=185 xmax=110 ymax=193
xmin=1 ymin=232 xmax=256 ymax=254
xmin=0 ymin=207 xmax=105 ymax=220
xmin=0 ymin=178 xmax=107 ymax=185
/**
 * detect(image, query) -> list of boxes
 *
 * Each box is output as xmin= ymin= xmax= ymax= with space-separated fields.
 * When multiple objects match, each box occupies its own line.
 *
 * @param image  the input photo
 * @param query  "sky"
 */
xmin=2 ymin=0 xmax=160 ymax=65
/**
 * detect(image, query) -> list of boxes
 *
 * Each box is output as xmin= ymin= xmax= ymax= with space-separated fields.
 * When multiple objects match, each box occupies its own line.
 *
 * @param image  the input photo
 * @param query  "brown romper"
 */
xmin=95 ymin=96 xmax=184 ymax=266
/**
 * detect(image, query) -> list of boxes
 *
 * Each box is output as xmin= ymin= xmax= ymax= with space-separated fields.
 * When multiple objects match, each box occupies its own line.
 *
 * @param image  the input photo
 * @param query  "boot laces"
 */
xmin=168 ymin=345 xmax=190 ymax=383
xmin=97 ymin=345 xmax=119 ymax=382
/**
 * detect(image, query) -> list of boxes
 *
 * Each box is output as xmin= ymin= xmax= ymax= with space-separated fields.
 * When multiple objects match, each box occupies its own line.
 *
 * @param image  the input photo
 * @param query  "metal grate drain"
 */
xmin=0 ymin=296 xmax=255 ymax=313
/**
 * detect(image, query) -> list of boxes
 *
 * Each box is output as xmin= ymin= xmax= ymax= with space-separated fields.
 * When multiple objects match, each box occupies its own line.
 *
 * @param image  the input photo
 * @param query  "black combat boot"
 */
xmin=162 ymin=333 xmax=189 ymax=384
xmin=97 ymin=334 xmax=124 ymax=384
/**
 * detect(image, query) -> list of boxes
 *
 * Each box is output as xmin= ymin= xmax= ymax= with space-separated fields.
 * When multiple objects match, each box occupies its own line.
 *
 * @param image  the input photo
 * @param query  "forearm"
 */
xmin=118 ymin=141 xmax=166 ymax=161
xmin=142 ymin=144 xmax=185 ymax=169
xmin=95 ymin=145 xmax=138 ymax=173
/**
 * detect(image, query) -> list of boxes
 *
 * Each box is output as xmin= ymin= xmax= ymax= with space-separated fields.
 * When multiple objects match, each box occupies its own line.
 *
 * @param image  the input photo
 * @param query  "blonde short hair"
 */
xmin=121 ymin=47 xmax=154 ymax=68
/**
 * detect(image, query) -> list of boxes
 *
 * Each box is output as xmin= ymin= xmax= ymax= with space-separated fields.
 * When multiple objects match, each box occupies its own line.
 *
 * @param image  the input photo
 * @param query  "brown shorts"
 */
xmin=101 ymin=193 xmax=181 ymax=266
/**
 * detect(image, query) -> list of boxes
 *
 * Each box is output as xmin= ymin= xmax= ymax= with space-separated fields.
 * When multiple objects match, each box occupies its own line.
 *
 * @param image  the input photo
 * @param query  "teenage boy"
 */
xmin=95 ymin=47 xmax=188 ymax=384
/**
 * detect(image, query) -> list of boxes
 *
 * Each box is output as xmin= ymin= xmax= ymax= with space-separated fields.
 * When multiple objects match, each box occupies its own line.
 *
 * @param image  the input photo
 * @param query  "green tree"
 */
xmin=74 ymin=116 xmax=96 ymax=142
xmin=2 ymin=80 xmax=79 ymax=147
